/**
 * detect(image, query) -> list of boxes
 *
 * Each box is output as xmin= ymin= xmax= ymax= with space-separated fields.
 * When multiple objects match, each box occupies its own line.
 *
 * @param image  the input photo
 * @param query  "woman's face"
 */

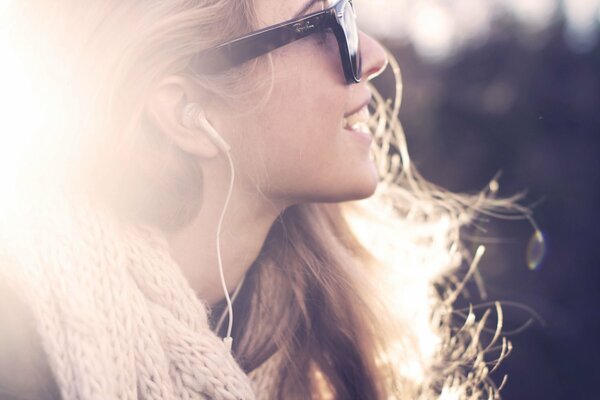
xmin=212 ymin=0 xmax=388 ymax=207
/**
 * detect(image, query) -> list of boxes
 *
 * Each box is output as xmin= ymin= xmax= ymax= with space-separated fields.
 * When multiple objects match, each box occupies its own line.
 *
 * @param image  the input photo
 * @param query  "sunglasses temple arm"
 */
xmin=193 ymin=14 xmax=333 ymax=74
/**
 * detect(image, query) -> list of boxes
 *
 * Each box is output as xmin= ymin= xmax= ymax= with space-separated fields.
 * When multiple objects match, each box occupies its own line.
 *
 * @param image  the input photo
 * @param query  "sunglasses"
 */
xmin=191 ymin=0 xmax=361 ymax=84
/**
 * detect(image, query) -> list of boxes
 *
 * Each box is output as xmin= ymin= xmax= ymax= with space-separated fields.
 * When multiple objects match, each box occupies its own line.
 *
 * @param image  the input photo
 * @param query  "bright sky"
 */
xmin=357 ymin=0 xmax=600 ymax=60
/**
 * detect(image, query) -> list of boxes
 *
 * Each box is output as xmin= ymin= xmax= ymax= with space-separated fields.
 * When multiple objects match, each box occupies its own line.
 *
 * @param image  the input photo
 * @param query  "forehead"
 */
xmin=254 ymin=0 xmax=331 ymax=27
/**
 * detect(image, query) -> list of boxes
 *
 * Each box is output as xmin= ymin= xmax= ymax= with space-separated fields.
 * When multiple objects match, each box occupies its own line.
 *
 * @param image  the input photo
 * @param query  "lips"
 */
xmin=344 ymin=97 xmax=371 ymax=118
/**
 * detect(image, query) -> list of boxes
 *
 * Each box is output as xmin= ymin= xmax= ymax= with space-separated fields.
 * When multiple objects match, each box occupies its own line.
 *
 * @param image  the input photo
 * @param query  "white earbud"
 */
xmin=181 ymin=103 xmax=231 ymax=153
xmin=181 ymin=101 xmax=236 ymax=352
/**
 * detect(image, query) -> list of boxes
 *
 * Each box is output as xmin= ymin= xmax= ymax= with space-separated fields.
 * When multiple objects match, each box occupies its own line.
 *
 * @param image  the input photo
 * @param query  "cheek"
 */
xmin=259 ymin=82 xmax=345 ymax=175
xmin=268 ymin=57 xmax=347 ymax=150
xmin=229 ymin=40 xmax=376 ymax=202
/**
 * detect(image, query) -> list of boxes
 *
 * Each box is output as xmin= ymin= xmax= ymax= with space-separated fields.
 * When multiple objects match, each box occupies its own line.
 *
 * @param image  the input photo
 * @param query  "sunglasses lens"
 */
xmin=341 ymin=2 xmax=360 ymax=80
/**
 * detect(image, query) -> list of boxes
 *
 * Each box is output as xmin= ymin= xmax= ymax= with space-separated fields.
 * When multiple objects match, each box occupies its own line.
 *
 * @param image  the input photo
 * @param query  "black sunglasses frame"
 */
xmin=190 ymin=0 xmax=361 ymax=84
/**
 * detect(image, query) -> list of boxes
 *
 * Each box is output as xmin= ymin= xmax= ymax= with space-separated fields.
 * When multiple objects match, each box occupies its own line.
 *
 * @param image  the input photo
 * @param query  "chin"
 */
xmin=290 ymin=180 xmax=379 ymax=205
xmin=350 ymin=163 xmax=380 ymax=198
xmin=326 ymin=174 xmax=380 ymax=203
xmin=285 ymin=165 xmax=380 ymax=205
xmin=333 ymin=164 xmax=380 ymax=202
xmin=347 ymin=178 xmax=379 ymax=201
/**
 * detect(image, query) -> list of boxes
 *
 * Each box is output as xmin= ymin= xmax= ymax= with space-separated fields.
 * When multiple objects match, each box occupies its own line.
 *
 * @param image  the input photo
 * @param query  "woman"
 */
xmin=0 ymin=0 xmax=511 ymax=399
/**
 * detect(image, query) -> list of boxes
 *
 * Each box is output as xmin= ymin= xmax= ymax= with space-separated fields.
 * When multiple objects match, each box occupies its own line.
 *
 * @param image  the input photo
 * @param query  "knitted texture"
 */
xmin=0 ymin=191 xmax=265 ymax=400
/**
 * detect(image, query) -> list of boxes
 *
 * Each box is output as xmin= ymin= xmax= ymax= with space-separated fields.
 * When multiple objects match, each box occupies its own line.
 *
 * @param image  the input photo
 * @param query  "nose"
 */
xmin=359 ymin=31 xmax=388 ymax=81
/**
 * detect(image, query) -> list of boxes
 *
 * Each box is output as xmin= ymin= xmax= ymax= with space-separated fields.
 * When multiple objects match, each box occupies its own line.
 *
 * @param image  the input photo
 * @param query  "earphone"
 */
xmin=181 ymin=102 xmax=236 ymax=352
xmin=181 ymin=103 xmax=231 ymax=153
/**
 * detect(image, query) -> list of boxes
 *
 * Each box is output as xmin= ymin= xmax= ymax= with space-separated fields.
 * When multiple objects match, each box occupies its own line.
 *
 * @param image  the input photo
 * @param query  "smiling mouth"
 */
xmin=343 ymin=105 xmax=371 ymax=134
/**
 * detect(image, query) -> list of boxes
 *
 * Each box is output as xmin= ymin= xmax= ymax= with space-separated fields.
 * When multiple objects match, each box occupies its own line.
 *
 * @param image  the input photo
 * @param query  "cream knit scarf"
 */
xmin=0 ymin=190 xmax=272 ymax=399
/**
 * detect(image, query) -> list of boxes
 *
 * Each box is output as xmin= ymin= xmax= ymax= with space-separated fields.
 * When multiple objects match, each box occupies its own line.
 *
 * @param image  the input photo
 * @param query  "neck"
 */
xmin=163 ymin=161 xmax=286 ymax=305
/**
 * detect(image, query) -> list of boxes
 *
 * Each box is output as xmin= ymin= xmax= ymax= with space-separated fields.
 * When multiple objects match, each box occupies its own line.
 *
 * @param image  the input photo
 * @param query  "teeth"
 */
xmin=343 ymin=106 xmax=371 ymax=133
xmin=351 ymin=122 xmax=370 ymax=134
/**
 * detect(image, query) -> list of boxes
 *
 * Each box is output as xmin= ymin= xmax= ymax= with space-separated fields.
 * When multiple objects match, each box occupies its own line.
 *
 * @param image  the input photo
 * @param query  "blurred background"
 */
xmin=0 ymin=0 xmax=596 ymax=398
xmin=358 ymin=0 xmax=599 ymax=398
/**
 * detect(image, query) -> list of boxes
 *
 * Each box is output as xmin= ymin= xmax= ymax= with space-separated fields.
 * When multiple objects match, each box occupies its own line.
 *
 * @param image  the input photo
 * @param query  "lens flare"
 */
xmin=0 ymin=5 xmax=81 ymax=216
xmin=409 ymin=2 xmax=456 ymax=61
xmin=527 ymin=230 xmax=546 ymax=270
xmin=0 ymin=11 xmax=32 ymax=212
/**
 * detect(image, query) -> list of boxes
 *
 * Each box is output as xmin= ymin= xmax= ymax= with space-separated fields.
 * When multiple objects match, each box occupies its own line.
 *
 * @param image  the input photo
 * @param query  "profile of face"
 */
xmin=199 ymin=0 xmax=387 ymax=207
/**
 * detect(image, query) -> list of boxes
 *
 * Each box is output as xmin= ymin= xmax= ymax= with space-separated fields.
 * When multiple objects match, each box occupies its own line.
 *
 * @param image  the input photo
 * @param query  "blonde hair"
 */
xmin=222 ymin=54 xmax=522 ymax=398
xmin=2 ymin=0 xmax=526 ymax=398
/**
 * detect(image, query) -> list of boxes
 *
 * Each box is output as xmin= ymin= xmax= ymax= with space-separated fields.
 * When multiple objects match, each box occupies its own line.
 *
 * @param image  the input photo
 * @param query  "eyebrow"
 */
xmin=293 ymin=0 xmax=327 ymax=18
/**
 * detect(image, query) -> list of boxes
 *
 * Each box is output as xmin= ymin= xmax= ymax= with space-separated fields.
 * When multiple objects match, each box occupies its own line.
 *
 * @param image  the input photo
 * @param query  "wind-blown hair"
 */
xmin=224 ymin=54 xmax=518 ymax=398
xmin=0 ymin=0 xmax=523 ymax=398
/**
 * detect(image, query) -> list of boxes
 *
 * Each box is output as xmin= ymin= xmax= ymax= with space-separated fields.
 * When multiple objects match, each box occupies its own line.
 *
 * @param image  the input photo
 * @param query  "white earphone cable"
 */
xmin=182 ymin=102 xmax=237 ymax=351
xmin=217 ymin=148 xmax=236 ymax=351
xmin=215 ymin=271 xmax=246 ymax=335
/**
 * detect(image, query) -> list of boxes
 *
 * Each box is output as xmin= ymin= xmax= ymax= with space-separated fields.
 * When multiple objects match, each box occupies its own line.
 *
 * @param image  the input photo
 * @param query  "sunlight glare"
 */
xmin=343 ymin=190 xmax=461 ymax=382
xmin=0 ymin=0 xmax=11 ymax=13
xmin=563 ymin=0 xmax=600 ymax=51
xmin=356 ymin=0 xmax=409 ymax=40
xmin=0 ymin=8 xmax=75 ymax=216
xmin=453 ymin=0 xmax=492 ymax=45
xmin=409 ymin=2 xmax=456 ymax=61
xmin=358 ymin=0 xmax=600 ymax=61
xmin=0 ymin=20 xmax=33 ymax=212
xmin=439 ymin=387 xmax=460 ymax=400
xmin=502 ymin=0 xmax=557 ymax=31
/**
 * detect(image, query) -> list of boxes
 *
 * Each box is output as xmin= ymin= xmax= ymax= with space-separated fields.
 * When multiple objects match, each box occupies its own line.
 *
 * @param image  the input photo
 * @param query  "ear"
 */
xmin=145 ymin=76 xmax=219 ymax=158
